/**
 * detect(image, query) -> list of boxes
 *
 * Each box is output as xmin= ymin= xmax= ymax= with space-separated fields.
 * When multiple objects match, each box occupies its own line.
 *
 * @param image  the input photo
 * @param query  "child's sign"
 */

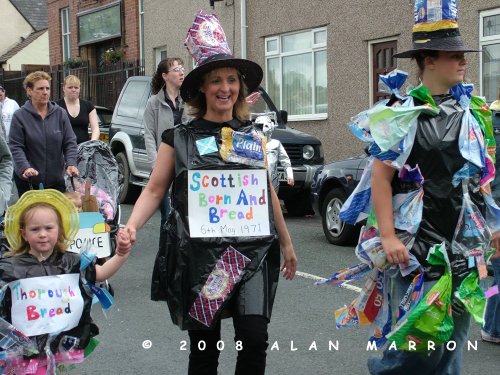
xmin=188 ymin=169 xmax=270 ymax=237
xmin=68 ymin=212 xmax=111 ymax=258
xmin=9 ymin=274 xmax=84 ymax=337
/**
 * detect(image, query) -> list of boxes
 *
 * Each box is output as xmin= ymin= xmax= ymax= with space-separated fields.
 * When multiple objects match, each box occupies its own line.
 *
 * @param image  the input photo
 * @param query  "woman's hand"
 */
xmin=22 ymin=167 xmax=38 ymax=179
xmin=280 ymin=244 xmax=297 ymax=280
xmin=115 ymin=229 xmax=132 ymax=256
xmin=491 ymin=231 xmax=500 ymax=259
xmin=66 ymin=165 xmax=79 ymax=177
xmin=245 ymin=92 xmax=261 ymax=106
xmin=381 ymin=234 xmax=409 ymax=266
xmin=123 ymin=225 xmax=138 ymax=246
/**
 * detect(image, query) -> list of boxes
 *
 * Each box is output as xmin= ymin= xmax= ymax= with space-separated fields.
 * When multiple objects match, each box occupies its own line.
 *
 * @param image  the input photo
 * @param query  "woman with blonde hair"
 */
xmin=57 ymin=75 xmax=100 ymax=144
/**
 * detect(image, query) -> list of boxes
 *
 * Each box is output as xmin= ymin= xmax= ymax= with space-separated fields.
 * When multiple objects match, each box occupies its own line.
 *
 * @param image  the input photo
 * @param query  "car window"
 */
xmin=97 ymin=110 xmax=112 ymax=125
xmin=117 ymin=80 xmax=150 ymax=118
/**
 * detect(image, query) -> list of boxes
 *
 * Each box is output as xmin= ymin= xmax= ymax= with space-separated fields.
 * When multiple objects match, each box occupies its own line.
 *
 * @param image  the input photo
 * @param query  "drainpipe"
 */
xmin=240 ymin=0 xmax=247 ymax=59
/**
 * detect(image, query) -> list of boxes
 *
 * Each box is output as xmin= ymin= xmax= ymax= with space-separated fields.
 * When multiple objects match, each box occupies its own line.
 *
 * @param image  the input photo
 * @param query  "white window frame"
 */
xmin=138 ymin=0 xmax=144 ymax=62
xmin=368 ymin=36 xmax=398 ymax=106
xmin=265 ymin=27 xmax=328 ymax=122
xmin=154 ymin=46 xmax=167 ymax=68
xmin=61 ymin=7 xmax=71 ymax=62
xmin=479 ymin=7 xmax=500 ymax=101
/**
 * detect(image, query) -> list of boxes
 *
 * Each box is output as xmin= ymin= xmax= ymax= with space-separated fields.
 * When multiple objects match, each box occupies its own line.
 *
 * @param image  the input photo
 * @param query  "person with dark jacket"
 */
xmin=9 ymin=71 xmax=79 ymax=195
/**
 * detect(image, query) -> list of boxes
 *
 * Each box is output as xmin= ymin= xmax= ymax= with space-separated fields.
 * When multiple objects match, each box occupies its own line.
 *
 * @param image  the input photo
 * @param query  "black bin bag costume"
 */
xmin=151 ymin=118 xmax=281 ymax=331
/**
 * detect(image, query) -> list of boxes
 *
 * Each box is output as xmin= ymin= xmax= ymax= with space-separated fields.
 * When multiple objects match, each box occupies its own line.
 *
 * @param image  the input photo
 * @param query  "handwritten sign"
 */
xmin=9 ymin=274 xmax=84 ymax=337
xmin=188 ymin=169 xmax=270 ymax=237
xmin=68 ymin=212 xmax=111 ymax=258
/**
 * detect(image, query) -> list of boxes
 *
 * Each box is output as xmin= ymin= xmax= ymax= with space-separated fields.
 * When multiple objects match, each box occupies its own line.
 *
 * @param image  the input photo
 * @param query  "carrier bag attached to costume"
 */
xmin=386 ymin=244 xmax=454 ymax=351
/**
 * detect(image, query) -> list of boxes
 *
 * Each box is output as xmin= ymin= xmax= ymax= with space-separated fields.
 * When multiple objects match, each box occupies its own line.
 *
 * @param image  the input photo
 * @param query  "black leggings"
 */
xmin=188 ymin=315 xmax=269 ymax=375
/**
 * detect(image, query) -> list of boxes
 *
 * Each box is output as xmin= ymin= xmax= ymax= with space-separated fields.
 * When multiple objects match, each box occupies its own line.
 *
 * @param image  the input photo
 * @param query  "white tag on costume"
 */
xmin=188 ymin=169 xmax=270 ymax=237
xmin=9 ymin=274 xmax=84 ymax=337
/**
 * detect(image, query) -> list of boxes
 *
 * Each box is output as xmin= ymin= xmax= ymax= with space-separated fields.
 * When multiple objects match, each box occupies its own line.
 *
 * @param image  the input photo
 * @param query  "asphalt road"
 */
xmin=76 ymin=205 xmax=499 ymax=375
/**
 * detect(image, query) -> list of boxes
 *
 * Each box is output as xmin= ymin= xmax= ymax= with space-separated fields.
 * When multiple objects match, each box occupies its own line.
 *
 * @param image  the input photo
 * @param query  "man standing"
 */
xmin=0 ymin=85 xmax=20 ymax=141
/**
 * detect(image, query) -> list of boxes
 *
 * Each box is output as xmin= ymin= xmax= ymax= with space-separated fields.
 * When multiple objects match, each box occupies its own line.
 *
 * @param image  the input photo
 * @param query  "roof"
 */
xmin=0 ymin=29 xmax=46 ymax=63
xmin=9 ymin=0 xmax=48 ymax=32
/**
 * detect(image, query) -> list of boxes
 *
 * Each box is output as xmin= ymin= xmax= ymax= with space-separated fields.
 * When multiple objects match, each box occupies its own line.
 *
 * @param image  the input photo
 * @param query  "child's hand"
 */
xmin=287 ymin=178 xmax=294 ymax=186
xmin=115 ymin=229 xmax=132 ymax=256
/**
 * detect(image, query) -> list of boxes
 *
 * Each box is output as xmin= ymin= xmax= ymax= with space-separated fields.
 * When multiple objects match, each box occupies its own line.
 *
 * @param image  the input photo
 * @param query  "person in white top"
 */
xmin=0 ymin=85 xmax=20 ymax=141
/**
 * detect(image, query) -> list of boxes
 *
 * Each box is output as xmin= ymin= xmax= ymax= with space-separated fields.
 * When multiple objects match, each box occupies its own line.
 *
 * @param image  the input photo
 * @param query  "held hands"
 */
xmin=381 ymin=234 xmax=409 ymax=266
xmin=22 ymin=167 xmax=38 ymax=179
xmin=280 ymin=244 xmax=297 ymax=280
xmin=115 ymin=229 xmax=132 ymax=256
xmin=66 ymin=166 xmax=79 ymax=177
xmin=122 ymin=225 xmax=137 ymax=246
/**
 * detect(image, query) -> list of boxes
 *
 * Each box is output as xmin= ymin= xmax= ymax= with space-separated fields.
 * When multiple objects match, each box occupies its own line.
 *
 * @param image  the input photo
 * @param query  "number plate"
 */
xmin=278 ymin=171 xmax=287 ymax=182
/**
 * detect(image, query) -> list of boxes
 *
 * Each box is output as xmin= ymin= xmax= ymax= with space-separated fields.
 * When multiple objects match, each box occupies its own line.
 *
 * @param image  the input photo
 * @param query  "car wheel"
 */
xmin=116 ymin=152 xmax=141 ymax=204
xmin=321 ymin=188 xmax=358 ymax=245
xmin=284 ymin=190 xmax=314 ymax=217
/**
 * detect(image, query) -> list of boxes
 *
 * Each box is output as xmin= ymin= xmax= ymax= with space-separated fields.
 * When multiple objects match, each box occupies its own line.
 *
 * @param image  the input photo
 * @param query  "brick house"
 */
xmin=47 ymin=0 xmax=143 ymax=69
xmin=143 ymin=0 xmax=500 ymax=162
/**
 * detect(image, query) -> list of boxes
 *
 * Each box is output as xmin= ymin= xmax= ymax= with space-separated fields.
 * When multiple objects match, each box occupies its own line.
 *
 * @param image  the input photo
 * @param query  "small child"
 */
xmin=64 ymin=191 xmax=83 ymax=212
xmin=255 ymin=115 xmax=294 ymax=193
xmin=0 ymin=189 xmax=131 ymax=372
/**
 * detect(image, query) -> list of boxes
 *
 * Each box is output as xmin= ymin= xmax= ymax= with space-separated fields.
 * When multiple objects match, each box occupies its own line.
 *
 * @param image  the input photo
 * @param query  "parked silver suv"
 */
xmin=109 ymin=76 xmax=324 ymax=216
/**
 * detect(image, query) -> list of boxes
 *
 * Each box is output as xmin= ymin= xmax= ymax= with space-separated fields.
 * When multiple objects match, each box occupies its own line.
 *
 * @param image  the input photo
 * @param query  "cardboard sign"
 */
xmin=68 ymin=212 xmax=111 ymax=258
xmin=9 ymin=274 xmax=84 ymax=337
xmin=188 ymin=169 xmax=270 ymax=237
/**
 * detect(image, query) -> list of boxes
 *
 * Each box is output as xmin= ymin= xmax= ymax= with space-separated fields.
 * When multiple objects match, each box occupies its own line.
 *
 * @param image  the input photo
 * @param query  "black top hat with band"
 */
xmin=180 ymin=11 xmax=263 ymax=102
xmin=394 ymin=0 xmax=480 ymax=58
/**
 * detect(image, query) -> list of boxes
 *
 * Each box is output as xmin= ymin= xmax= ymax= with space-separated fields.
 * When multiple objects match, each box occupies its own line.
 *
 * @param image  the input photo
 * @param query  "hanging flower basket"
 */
xmin=103 ymin=48 xmax=124 ymax=65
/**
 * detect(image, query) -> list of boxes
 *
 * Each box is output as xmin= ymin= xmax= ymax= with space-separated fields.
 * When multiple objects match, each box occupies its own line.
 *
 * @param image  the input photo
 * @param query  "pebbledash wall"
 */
xmin=149 ymin=0 xmax=500 ymax=162
xmin=48 ymin=0 xmax=141 ymax=67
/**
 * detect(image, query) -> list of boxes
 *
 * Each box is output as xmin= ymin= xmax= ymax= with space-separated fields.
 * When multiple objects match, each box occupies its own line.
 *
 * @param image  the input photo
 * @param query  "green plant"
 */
xmin=63 ymin=57 xmax=85 ymax=68
xmin=104 ymin=48 xmax=124 ymax=64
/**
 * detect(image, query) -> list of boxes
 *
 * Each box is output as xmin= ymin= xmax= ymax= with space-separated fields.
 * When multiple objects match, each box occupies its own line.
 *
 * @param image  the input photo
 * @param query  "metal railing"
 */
xmin=0 ymin=59 xmax=145 ymax=110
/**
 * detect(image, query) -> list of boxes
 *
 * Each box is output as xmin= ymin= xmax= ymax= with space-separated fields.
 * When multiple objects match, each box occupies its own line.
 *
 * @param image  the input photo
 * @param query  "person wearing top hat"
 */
xmin=122 ymin=11 xmax=297 ymax=375
xmin=364 ymin=1 xmax=500 ymax=374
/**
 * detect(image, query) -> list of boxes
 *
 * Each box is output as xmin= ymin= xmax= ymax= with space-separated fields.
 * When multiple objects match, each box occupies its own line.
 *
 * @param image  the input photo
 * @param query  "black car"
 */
xmin=94 ymin=105 xmax=113 ymax=142
xmin=311 ymin=150 xmax=369 ymax=245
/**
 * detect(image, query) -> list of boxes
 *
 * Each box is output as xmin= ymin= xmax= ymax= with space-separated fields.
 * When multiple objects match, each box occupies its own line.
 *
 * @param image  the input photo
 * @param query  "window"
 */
xmin=61 ymin=8 xmax=71 ymax=62
xmin=154 ymin=46 xmax=167 ymax=68
xmin=77 ymin=3 xmax=121 ymax=46
xmin=480 ymin=8 xmax=500 ymax=103
xmin=117 ymin=80 xmax=150 ymax=118
xmin=265 ymin=27 xmax=327 ymax=121
xmin=139 ymin=0 xmax=144 ymax=62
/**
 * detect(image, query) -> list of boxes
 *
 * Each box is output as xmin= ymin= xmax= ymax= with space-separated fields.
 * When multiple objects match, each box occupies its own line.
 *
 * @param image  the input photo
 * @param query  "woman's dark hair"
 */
xmin=413 ymin=50 xmax=440 ymax=80
xmin=187 ymin=68 xmax=250 ymax=122
xmin=151 ymin=58 xmax=184 ymax=95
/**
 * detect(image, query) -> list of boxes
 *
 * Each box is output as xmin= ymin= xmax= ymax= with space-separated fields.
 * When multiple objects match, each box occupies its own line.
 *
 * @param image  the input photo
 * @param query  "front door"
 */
xmin=372 ymin=41 xmax=397 ymax=104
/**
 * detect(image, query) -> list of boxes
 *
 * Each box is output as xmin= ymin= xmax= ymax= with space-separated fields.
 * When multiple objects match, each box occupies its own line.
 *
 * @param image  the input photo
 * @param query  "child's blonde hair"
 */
xmin=8 ymin=203 xmax=70 ymax=256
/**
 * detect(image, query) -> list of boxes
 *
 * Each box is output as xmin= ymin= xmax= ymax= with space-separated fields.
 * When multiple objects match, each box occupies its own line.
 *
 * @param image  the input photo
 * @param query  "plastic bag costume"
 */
xmin=319 ymin=69 xmax=498 ymax=351
xmin=152 ymin=119 xmax=280 ymax=331
xmin=0 ymin=252 xmax=98 ymax=372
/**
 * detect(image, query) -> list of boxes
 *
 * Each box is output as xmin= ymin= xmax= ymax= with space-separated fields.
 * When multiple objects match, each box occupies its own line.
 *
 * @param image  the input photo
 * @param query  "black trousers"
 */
xmin=188 ymin=315 xmax=269 ymax=375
